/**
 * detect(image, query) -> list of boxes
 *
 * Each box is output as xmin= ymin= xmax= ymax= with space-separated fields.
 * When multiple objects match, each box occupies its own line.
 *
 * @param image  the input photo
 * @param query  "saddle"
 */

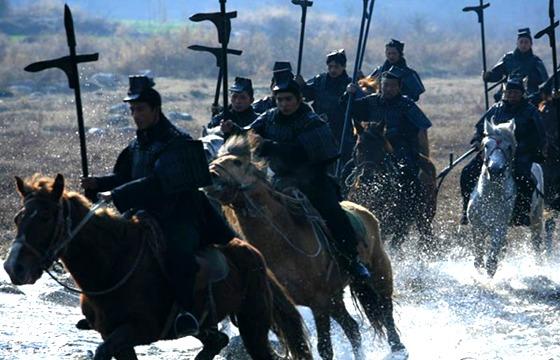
xmin=134 ymin=211 xmax=229 ymax=290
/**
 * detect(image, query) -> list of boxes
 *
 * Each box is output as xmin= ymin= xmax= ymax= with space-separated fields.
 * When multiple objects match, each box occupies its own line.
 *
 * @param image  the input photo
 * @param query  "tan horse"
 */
xmin=4 ymin=174 xmax=312 ymax=360
xmin=206 ymin=134 xmax=405 ymax=359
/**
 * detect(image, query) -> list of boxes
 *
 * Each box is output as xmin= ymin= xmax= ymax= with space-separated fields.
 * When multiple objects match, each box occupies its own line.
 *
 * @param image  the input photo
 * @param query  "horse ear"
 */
xmin=483 ymin=119 xmax=493 ymax=136
xmin=15 ymin=176 xmax=29 ymax=197
xmin=52 ymin=174 xmax=65 ymax=200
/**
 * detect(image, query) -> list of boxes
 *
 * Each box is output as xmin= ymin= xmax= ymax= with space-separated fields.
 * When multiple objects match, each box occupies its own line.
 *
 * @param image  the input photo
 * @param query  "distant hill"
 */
xmin=9 ymin=0 xmax=554 ymax=40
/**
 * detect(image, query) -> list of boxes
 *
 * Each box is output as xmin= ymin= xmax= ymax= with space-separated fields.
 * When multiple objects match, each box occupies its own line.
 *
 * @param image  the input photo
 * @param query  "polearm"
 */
xmin=187 ymin=46 xmax=242 ymax=116
xmin=292 ymin=0 xmax=313 ymax=77
xmin=336 ymin=0 xmax=370 ymax=177
xmin=190 ymin=2 xmax=238 ymax=119
xmin=463 ymin=1 xmax=491 ymax=110
xmin=24 ymin=5 xmax=98 ymax=198
xmin=357 ymin=0 xmax=376 ymax=70
xmin=435 ymin=147 xmax=478 ymax=195
xmin=536 ymin=0 xmax=560 ymax=150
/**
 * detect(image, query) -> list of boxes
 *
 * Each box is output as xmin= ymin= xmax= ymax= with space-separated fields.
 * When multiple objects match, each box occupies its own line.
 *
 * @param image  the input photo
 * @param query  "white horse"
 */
xmin=467 ymin=120 xmax=544 ymax=277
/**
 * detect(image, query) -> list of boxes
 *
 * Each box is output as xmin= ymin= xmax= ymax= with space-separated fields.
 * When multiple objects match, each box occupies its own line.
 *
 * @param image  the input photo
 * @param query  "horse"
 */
xmin=538 ymin=99 xmax=560 ymax=256
xmin=345 ymin=121 xmax=437 ymax=254
xmin=205 ymin=134 xmax=406 ymax=360
xmin=467 ymin=120 xmax=544 ymax=277
xmin=3 ymin=174 xmax=312 ymax=360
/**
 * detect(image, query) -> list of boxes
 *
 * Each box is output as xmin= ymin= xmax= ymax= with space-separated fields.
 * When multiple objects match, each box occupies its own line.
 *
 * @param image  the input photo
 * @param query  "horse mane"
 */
xmin=487 ymin=122 xmax=517 ymax=148
xmin=23 ymin=174 xmax=140 ymax=229
xmin=219 ymin=133 xmax=269 ymax=180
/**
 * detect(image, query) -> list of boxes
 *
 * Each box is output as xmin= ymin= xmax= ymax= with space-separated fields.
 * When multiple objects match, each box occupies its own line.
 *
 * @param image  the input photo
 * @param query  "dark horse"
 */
xmin=346 ymin=121 xmax=437 ymax=253
xmin=538 ymin=99 xmax=560 ymax=256
xmin=3 ymin=174 xmax=312 ymax=360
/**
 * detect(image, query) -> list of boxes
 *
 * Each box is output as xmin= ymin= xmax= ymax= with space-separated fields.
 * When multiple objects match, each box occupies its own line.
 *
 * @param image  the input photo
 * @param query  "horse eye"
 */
xmin=233 ymin=159 xmax=242 ymax=167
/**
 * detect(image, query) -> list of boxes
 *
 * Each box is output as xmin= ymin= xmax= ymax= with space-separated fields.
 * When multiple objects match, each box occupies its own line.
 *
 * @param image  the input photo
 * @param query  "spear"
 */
xmin=536 ymin=0 xmax=560 ymax=150
xmin=292 ymin=0 xmax=314 ymax=77
xmin=463 ymin=1 xmax=490 ymax=110
xmin=24 ymin=4 xmax=98 ymax=199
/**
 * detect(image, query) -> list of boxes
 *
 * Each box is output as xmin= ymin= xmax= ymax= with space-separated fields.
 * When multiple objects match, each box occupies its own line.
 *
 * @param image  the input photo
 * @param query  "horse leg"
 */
xmin=530 ymin=218 xmax=544 ymax=262
xmin=416 ymin=217 xmax=434 ymax=257
xmin=330 ymin=298 xmax=363 ymax=360
xmin=114 ymin=348 xmax=138 ymax=360
xmin=93 ymin=324 xmax=150 ymax=360
xmin=194 ymin=327 xmax=230 ymax=360
xmin=311 ymin=309 xmax=333 ymax=360
xmin=486 ymin=227 xmax=507 ymax=277
xmin=472 ymin=228 xmax=485 ymax=270
xmin=545 ymin=215 xmax=556 ymax=258
xmin=236 ymin=311 xmax=275 ymax=360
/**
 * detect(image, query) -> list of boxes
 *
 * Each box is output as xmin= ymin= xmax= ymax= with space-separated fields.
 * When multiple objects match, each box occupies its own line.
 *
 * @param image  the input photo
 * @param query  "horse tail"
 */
xmin=267 ymin=269 xmax=313 ymax=360
xmin=350 ymin=281 xmax=387 ymax=337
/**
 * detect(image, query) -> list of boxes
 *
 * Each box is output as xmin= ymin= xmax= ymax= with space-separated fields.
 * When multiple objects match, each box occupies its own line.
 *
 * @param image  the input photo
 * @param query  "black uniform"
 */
xmin=95 ymin=116 xmax=235 ymax=311
xmin=370 ymin=59 xmax=425 ymax=102
xmin=460 ymin=99 xmax=546 ymax=223
xmin=353 ymin=93 xmax=432 ymax=179
xmin=208 ymin=105 xmax=258 ymax=132
xmin=252 ymin=96 xmax=276 ymax=114
xmin=486 ymin=49 xmax=548 ymax=101
xmin=301 ymin=71 xmax=353 ymax=164
xmin=246 ymin=103 xmax=363 ymax=270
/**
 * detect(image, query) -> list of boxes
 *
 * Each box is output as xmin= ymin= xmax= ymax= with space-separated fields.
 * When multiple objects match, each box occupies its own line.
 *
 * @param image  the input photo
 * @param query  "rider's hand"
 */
xmin=97 ymin=191 xmax=112 ymax=202
xmin=211 ymin=104 xmax=223 ymax=116
xmin=346 ymin=83 xmax=359 ymax=94
xmin=294 ymin=74 xmax=306 ymax=87
xmin=220 ymin=119 xmax=235 ymax=134
xmin=80 ymin=176 xmax=98 ymax=190
xmin=471 ymin=140 xmax=482 ymax=151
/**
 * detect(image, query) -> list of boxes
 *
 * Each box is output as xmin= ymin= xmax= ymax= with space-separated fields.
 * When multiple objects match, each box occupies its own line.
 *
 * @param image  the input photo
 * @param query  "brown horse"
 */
xmin=346 ymin=121 xmax=437 ymax=253
xmin=206 ymin=134 xmax=405 ymax=359
xmin=3 ymin=174 xmax=312 ymax=360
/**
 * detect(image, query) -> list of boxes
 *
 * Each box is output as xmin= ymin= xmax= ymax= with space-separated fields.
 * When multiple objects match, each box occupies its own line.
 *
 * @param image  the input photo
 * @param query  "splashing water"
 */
xmin=1 ymin=246 xmax=559 ymax=359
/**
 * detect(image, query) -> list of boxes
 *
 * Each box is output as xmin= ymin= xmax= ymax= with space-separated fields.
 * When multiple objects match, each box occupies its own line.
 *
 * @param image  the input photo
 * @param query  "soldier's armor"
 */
xmin=487 ymin=49 xmax=548 ymax=96
xmin=370 ymin=59 xmax=425 ymax=102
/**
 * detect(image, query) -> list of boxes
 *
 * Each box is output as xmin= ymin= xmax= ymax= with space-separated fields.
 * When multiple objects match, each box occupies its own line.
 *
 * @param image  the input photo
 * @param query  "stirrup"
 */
xmin=174 ymin=311 xmax=199 ymax=338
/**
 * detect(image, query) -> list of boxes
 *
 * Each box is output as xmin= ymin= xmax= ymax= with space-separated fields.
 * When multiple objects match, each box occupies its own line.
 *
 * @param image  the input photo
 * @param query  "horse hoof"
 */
xmin=391 ymin=342 xmax=406 ymax=352
xmin=486 ymin=261 xmax=497 ymax=278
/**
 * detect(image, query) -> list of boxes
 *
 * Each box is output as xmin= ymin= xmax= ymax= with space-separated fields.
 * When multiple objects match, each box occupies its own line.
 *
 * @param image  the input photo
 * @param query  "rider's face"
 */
xmin=275 ymin=92 xmax=302 ymax=116
xmin=231 ymin=91 xmax=253 ymax=113
xmin=130 ymin=102 xmax=159 ymax=130
xmin=381 ymin=78 xmax=401 ymax=99
xmin=503 ymin=89 xmax=523 ymax=104
xmin=516 ymin=37 xmax=532 ymax=53
xmin=385 ymin=47 xmax=401 ymax=64
xmin=327 ymin=61 xmax=345 ymax=78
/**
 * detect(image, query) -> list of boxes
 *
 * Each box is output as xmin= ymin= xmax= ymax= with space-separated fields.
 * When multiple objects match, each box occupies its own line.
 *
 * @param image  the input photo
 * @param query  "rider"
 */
xmin=222 ymin=77 xmax=372 ymax=282
xmin=81 ymin=75 xmax=236 ymax=337
xmin=484 ymin=28 xmax=549 ymax=104
xmin=347 ymin=66 xmax=432 ymax=190
xmin=295 ymin=49 xmax=354 ymax=166
xmin=369 ymin=39 xmax=425 ymax=102
xmin=459 ymin=77 xmax=547 ymax=226
xmin=207 ymin=77 xmax=258 ymax=138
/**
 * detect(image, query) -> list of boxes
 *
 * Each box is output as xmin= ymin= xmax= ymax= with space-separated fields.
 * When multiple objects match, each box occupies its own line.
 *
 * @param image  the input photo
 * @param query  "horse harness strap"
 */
xmin=18 ymin=197 xmax=147 ymax=296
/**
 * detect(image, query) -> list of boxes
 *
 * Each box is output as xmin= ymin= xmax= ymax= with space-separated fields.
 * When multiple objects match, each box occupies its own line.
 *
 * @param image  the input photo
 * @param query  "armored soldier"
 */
xmin=348 ymin=67 xmax=432 ymax=181
xmin=484 ymin=28 xmax=549 ymax=103
xmin=252 ymin=61 xmax=294 ymax=114
xmin=208 ymin=77 xmax=258 ymax=137
xmin=460 ymin=78 xmax=547 ymax=226
xmin=81 ymin=76 xmax=235 ymax=337
xmin=296 ymin=49 xmax=354 ymax=165
xmin=369 ymin=39 xmax=425 ymax=102
xmin=224 ymin=78 xmax=371 ymax=281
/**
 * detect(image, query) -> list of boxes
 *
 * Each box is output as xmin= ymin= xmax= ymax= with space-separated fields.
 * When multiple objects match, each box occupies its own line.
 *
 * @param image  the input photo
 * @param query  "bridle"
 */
xmin=14 ymin=196 xmax=145 ymax=296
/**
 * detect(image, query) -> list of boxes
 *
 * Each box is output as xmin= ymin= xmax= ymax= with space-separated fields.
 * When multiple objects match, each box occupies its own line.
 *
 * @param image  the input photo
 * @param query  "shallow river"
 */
xmin=1 ymin=238 xmax=559 ymax=360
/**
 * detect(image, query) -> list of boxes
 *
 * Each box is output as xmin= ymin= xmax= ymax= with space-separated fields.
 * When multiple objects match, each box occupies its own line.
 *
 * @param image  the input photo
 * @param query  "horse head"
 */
xmin=206 ymin=132 xmax=267 ymax=204
xmin=4 ymin=174 xmax=69 ymax=285
xmin=353 ymin=120 xmax=392 ymax=169
xmin=482 ymin=119 xmax=517 ymax=180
